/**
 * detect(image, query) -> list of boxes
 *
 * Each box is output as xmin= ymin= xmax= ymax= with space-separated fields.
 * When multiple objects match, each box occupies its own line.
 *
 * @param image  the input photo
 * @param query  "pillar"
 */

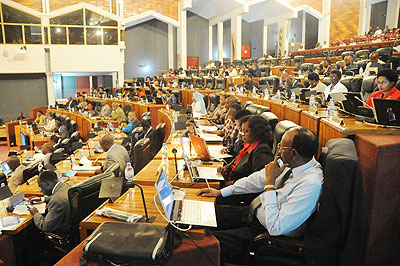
xmin=231 ymin=14 xmax=242 ymax=60
xmin=218 ymin=21 xmax=223 ymax=62
xmin=318 ymin=0 xmax=331 ymax=45
xmin=209 ymin=24 xmax=213 ymax=61
xmin=386 ymin=0 xmax=400 ymax=29
xmin=177 ymin=9 xmax=187 ymax=69
xmin=278 ymin=19 xmax=290 ymax=54
xmin=263 ymin=20 xmax=268 ymax=56
xmin=168 ymin=24 xmax=174 ymax=69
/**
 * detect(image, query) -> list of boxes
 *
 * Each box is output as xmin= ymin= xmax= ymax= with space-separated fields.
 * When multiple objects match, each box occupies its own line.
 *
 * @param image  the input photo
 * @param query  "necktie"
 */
xmin=248 ymin=169 xmax=292 ymax=222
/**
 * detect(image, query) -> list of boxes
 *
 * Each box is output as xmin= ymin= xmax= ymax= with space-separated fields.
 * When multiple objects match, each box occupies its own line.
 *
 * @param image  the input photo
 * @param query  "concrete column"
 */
xmin=46 ymin=73 xmax=55 ymax=106
xmin=263 ymin=20 xmax=268 ymax=56
xmin=118 ymin=48 xmax=125 ymax=87
xmin=177 ymin=9 xmax=187 ymax=69
xmin=358 ymin=0 xmax=368 ymax=36
xmin=168 ymin=24 xmax=174 ymax=69
xmin=278 ymin=19 xmax=290 ymax=54
xmin=231 ymin=14 xmax=242 ymax=60
xmin=218 ymin=21 xmax=223 ymax=62
xmin=209 ymin=24 xmax=213 ymax=60
xmin=318 ymin=0 xmax=331 ymax=45
xmin=386 ymin=0 xmax=400 ymax=29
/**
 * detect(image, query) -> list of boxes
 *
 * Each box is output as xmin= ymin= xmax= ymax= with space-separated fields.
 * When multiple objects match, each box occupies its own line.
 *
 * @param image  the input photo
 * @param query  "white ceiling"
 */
xmin=242 ymin=0 xmax=295 ymax=23
xmin=190 ymin=0 xmax=244 ymax=20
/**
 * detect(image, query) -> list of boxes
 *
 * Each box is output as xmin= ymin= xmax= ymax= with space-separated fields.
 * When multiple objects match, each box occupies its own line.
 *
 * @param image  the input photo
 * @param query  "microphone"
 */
xmin=172 ymin=147 xmax=178 ymax=176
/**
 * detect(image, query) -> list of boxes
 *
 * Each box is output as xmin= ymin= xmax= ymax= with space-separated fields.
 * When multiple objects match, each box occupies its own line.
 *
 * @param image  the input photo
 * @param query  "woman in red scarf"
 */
xmin=217 ymin=115 xmax=274 ymax=205
xmin=365 ymin=68 xmax=400 ymax=108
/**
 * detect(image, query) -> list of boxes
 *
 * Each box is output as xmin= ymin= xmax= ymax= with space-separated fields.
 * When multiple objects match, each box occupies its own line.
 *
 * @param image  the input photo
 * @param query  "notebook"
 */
xmin=188 ymin=134 xmax=231 ymax=161
xmin=181 ymin=145 xmax=224 ymax=181
xmin=155 ymin=168 xmax=217 ymax=227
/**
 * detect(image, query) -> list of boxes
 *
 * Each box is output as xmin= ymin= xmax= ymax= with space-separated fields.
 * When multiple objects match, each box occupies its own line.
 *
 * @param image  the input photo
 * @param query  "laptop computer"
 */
xmin=188 ymin=134 xmax=231 ymax=161
xmin=341 ymin=92 xmax=364 ymax=115
xmin=372 ymin=98 xmax=400 ymax=126
xmin=181 ymin=144 xmax=224 ymax=181
xmin=108 ymin=122 xmax=115 ymax=131
xmin=1 ymin=161 xmax=13 ymax=176
xmin=154 ymin=168 xmax=217 ymax=227
xmin=0 ymin=185 xmax=13 ymax=201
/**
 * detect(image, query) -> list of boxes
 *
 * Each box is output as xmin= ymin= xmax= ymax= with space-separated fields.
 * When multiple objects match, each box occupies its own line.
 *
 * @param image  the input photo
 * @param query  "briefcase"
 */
xmin=83 ymin=222 xmax=174 ymax=266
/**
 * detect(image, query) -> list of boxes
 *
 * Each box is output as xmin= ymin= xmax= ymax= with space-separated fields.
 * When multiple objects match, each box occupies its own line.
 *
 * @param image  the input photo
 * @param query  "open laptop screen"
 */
xmin=20 ymin=132 xmax=26 ymax=146
xmin=155 ymin=169 xmax=174 ymax=220
xmin=108 ymin=122 xmax=114 ymax=131
xmin=1 ymin=161 xmax=12 ymax=175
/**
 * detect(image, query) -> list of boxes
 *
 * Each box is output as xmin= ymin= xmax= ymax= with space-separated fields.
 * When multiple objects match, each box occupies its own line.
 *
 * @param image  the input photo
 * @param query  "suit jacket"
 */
xmin=112 ymin=107 xmax=126 ymax=124
xmin=250 ymin=68 xmax=262 ymax=77
xmin=103 ymin=144 xmax=130 ymax=176
xmin=101 ymin=104 xmax=112 ymax=118
xmin=33 ymin=182 xmax=72 ymax=233
xmin=67 ymin=100 xmax=77 ymax=109
xmin=8 ymin=165 xmax=27 ymax=192
xmin=227 ymin=142 xmax=273 ymax=182
xmin=58 ymin=125 xmax=69 ymax=139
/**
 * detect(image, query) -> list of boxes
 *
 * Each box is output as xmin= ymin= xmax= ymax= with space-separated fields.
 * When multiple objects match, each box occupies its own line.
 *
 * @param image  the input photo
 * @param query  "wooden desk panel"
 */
xmin=284 ymin=104 xmax=302 ymax=125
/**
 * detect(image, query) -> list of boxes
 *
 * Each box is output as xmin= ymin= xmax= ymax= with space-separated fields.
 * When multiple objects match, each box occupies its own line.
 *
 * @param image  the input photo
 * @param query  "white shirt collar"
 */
xmin=52 ymin=181 xmax=61 ymax=195
xmin=291 ymin=158 xmax=315 ymax=178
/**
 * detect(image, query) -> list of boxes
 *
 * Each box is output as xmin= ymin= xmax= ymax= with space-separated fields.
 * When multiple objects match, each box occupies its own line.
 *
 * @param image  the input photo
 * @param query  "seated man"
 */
xmin=29 ymin=170 xmax=71 ymax=233
xmin=364 ymin=51 xmax=384 ymax=75
xmin=340 ymin=55 xmax=357 ymax=73
xmin=66 ymin=96 xmax=77 ymax=109
xmin=197 ymin=128 xmax=323 ymax=264
xmin=111 ymin=103 xmax=126 ymax=125
xmin=307 ymin=72 xmax=327 ymax=92
xmin=41 ymin=143 xmax=56 ymax=171
xmin=166 ymin=90 xmax=177 ymax=105
xmin=56 ymin=119 xmax=68 ymax=139
xmin=100 ymin=101 xmax=112 ymax=119
xmin=121 ymin=111 xmax=140 ymax=135
xmin=249 ymin=63 xmax=261 ymax=78
xmin=94 ymin=135 xmax=130 ymax=177
xmin=17 ymin=112 xmax=25 ymax=120
xmin=6 ymin=156 xmax=27 ymax=192
xmin=44 ymin=113 xmax=57 ymax=132
xmin=243 ymin=73 xmax=259 ymax=92
xmin=285 ymin=75 xmax=304 ymax=97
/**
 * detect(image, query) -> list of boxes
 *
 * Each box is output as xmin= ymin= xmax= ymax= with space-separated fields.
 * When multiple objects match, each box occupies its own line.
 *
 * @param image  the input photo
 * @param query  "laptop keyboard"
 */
xmin=196 ymin=167 xmax=217 ymax=179
xmin=181 ymin=200 xmax=202 ymax=223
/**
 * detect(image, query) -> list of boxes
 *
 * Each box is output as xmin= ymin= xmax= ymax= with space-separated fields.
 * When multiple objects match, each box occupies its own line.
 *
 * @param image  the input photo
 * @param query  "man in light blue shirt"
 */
xmin=197 ymin=128 xmax=323 ymax=264
xmin=121 ymin=111 xmax=140 ymax=134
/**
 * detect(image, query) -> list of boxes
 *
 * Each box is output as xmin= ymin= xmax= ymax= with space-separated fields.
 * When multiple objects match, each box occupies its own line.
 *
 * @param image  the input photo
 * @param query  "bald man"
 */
xmin=6 ymin=156 xmax=27 ymax=192
xmin=111 ymin=103 xmax=126 ymax=124
xmin=94 ymin=135 xmax=130 ymax=177
xmin=42 ymin=143 xmax=56 ymax=171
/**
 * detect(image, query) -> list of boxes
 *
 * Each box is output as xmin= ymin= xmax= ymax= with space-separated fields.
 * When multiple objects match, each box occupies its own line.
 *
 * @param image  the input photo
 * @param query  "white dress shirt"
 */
xmin=221 ymin=158 xmax=323 ymax=237
xmin=324 ymin=81 xmax=348 ymax=100
xmin=229 ymin=68 xmax=238 ymax=77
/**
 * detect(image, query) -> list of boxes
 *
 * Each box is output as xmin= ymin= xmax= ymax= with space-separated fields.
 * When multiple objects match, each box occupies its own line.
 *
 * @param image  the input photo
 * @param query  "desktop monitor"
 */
xmin=20 ymin=132 xmax=27 ymax=146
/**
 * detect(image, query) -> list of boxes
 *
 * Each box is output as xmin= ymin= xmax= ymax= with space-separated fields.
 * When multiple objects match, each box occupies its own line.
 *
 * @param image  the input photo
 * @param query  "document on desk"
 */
xmin=207 ymin=146 xmax=232 ymax=159
xmin=95 ymin=207 xmax=143 ymax=223
xmin=197 ymin=133 xmax=223 ymax=142
xmin=13 ymin=203 xmax=46 ymax=215
xmin=0 ymin=218 xmax=27 ymax=232
xmin=197 ymin=125 xmax=218 ymax=131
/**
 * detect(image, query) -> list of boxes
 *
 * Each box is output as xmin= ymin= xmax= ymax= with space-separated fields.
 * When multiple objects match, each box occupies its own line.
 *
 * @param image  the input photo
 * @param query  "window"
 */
xmin=50 ymin=9 xmax=83 ymax=26
xmin=103 ymin=28 xmax=118 ymax=45
xmin=85 ymin=10 xmax=117 ymax=26
xmin=86 ymin=28 xmax=102 ymax=45
xmin=2 ymin=4 xmax=40 ymax=24
xmin=0 ymin=26 xmax=3 ymax=44
xmin=25 ymin=25 xmax=42 ymax=44
xmin=69 ymin=27 xmax=84 ymax=45
xmin=50 ymin=26 xmax=67 ymax=44
xmin=5 ymin=25 xmax=23 ymax=44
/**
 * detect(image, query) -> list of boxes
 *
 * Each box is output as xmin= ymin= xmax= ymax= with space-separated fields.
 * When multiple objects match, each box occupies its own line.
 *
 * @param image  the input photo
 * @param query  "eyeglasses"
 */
xmin=239 ymin=129 xmax=250 ymax=135
xmin=277 ymin=143 xmax=292 ymax=150
xmin=377 ymin=80 xmax=390 ymax=85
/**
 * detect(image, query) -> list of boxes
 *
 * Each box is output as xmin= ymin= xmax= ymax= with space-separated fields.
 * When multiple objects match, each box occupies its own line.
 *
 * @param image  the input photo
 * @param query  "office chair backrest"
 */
xmin=242 ymin=101 xmax=253 ymax=109
xmin=207 ymin=94 xmax=220 ymax=113
xmin=355 ymin=49 xmax=370 ymax=59
xmin=70 ymin=131 xmax=80 ymax=143
xmin=172 ymin=90 xmax=182 ymax=104
xmin=204 ymin=77 xmax=214 ymax=89
xmin=293 ymin=56 xmax=305 ymax=68
xmin=356 ymin=59 xmax=368 ymax=71
xmin=114 ymin=88 xmax=122 ymax=96
xmin=133 ymin=138 xmax=151 ymax=173
xmin=376 ymin=47 xmax=393 ymax=62
xmin=244 ymin=59 xmax=253 ymax=66
xmin=341 ymin=51 xmax=354 ymax=59
xmin=22 ymin=161 xmax=43 ymax=183
xmin=260 ymin=112 xmax=279 ymax=132
xmin=281 ymin=57 xmax=291 ymax=66
xmin=245 ymin=104 xmax=261 ymax=115
xmin=136 ymin=77 xmax=145 ymax=86
xmin=0 ymin=173 xmax=7 ymax=186
xmin=191 ymin=69 xmax=199 ymax=76
xmin=272 ymin=120 xmax=299 ymax=156
xmin=340 ymin=77 xmax=353 ymax=91
xmin=301 ymin=63 xmax=314 ymax=73
xmin=350 ymin=77 xmax=362 ymax=92
xmin=214 ymin=61 xmax=221 ymax=68
xmin=266 ymin=76 xmax=279 ymax=90
xmin=104 ymin=162 xmax=120 ymax=178
xmin=202 ymin=94 xmax=209 ymax=109
xmin=361 ymin=76 xmax=377 ymax=101
xmin=68 ymin=172 xmax=114 ymax=244
xmin=269 ymin=58 xmax=278 ymax=67
xmin=151 ymin=123 xmax=166 ymax=157
xmin=257 ymin=57 xmax=266 ymax=65
xmin=141 ymin=115 xmax=151 ymax=126
xmin=50 ymin=152 xmax=68 ymax=166
xmin=123 ymin=104 xmax=132 ymax=116
xmin=233 ymin=59 xmax=242 ymax=66
xmin=129 ymin=126 xmax=144 ymax=160
xmin=195 ymin=77 xmax=204 ymax=88
xmin=184 ymin=77 xmax=192 ymax=85
xmin=336 ymin=60 xmax=344 ymax=69
xmin=254 ymin=104 xmax=270 ymax=115
xmin=322 ymin=77 xmax=331 ymax=86
xmin=215 ymin=78 xmax=225 ymax=90
xmin=53 ymin=148 xmax=65 ymax=154
xmin=304 ymin=138 xmax=363 ymax=266
xmin=258 ymin=77 xmax=268 ymax=86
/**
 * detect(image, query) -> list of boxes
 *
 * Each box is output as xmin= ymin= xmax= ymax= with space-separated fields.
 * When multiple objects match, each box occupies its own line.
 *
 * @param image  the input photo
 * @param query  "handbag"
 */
xmin=83 ymin=222 xmax=176 ymax=266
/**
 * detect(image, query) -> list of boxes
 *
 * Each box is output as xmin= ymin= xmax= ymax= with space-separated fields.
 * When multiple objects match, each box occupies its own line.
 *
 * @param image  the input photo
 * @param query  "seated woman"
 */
xmin=192 ymin=91 xmax=206 ymax=115
xmin=208 ymin=94 xmax=228 ymax=120
xmin=365 ymin=68 xmax=400 ymax=108
xmin=217 ymin=115 xmax=274 ymax=206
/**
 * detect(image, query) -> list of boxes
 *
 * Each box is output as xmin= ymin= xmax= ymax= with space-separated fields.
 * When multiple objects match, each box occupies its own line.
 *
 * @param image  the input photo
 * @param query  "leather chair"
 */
xmin=114 ymin=88 xmax=122 ymax=96
xmin=104 ymin=162 xmax=120 ymax=178
xmin=245 ymin=104 xmax=261 ymax=115
xmin=215 ymin=78 xmax=226 ymax=90
xmin=50 ymin=152 xmax=68 ymax=166
xmin=123 ymin=104 xmax=132 ymax=116
xmin=243 ymin=101 xmax=254 ymax=109
xmin=191 ymin=69 xmax=199 ymax=76
xmin=350 ymin=77 xmax=363 ymax=92
xmin=129 ymin=126 xmax=144 ymax=160
xmin=184 ymin=76 xmax=192 ymax=86
xmin=341 ymin=51 xmax=354 ymax=59
xmin=233 ymin=59 xmax=243 ymax=67
xmin=141 ymin=112 xmax=151 ymax=119
xmin=356 ymin=59 xmax=368 ymax=71
xmin=257 ymin=57 xmax=266 ymax=65
xmin=43 ymin=172 xmax=114 ymax=255
xmin=272 ymin=120 xmax=299 ymax=156
xmin=281 ymin=57 xmax=291 ymax=66
xmin=53 ymin=148 xmax=65 ymax=154
xmin=214 ymin=61 xmax=221 ymax=68
xmin=258 ymin=77 xmax=268 ymax=86
xmin=64 ymin=118 xmax=72 ymax=138
xmin=70 ymin=120 xmax=77 ymax=133
xmin=322 ymin=77 xmax=331 ymax=86
xmin=172 ymin=90 xmax=182 ymax=104
xmin=70 ymin=131 xmax=80 ymax=143
xmin=340 ymin=77 xmax=353 ymax=91
xmin=259 ymin=65 xmax=267 ymax=73
xmin=0 ymin=173 xmax=7 ymax=186
xmin=194 ymin=77 xmax=204 ymax=88
xmin=22 ymin=161 xmax=43 ymax=183
xmin=244 ymin=59 xmax=253 ymax=67
xmin=254 ymin=105 xmax=270 ymax=114
xmin=266 ymin=76 xmax=279 ymax=91
xmin=133 ymin=138 xmax=151 ymax=173
xmin=260 ymin=112 xmax=279 ymax=132
xmin=300 ymin=63 xmax=314 ymax=74
xmin=361 ymin=76 xmax=377 ymax=101
xmin=178 ymin=77 xmax=185 ymax=87
xmin=269 ymin=58 xmax=278 ymax=67
xmin=59 ymin=138 xmax=71 ymax=154
xmin=376 ymin=47 xmax=393 ymax=63
xmin=336 ymin=60 xmax=344 ymax=69
xmin=185 ymin=70 xmax=191 ymax=77
xmin=395 ymin=80 xmax=400 ymax=90
xmin=202 ymin=94 xmax=209 ymax=110
xmin=150 ymin=123 xmax=166 ymax=158
xmin=293 ymin=56 xmax=305 ymax=68
xmin=137 ymin=77 xmax=145 ymax=86
xmin=355 ymin=49 xmax=370 ymax=59
xmin=264 ymin=66 xmax=271 ymax=76
xmin=248 ymin=138 xmax=364 ymax=266
xmin=207 ymin=94 xmax=220 ymax=113
xmin=204 ymin=77 xmax=214 ymax=89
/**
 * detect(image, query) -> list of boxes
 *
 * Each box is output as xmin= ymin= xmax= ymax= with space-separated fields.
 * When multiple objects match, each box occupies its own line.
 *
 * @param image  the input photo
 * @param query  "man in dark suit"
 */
xmin=29 ymin=170 xmax=72 ymax=233
xmin=243 ymin=73 xmax=259 ymax=92
xmin=66 ymin=96 xmax=77 ymax=109
xmin=249 ymin=63 xmax=261 ymax=77
xmin=285 ymin=75 xmax=304 ymax=97
xmin=94 ymin=135 xmax=130 ymax=176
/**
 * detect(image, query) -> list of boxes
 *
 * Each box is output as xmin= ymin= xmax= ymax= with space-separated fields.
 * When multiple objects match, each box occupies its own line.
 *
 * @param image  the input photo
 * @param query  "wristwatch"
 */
xmin=264 ymin=184 xmax=275 ymax=190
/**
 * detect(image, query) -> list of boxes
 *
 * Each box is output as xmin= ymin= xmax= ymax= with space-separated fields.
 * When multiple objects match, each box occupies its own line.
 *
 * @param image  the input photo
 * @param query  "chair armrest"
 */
xmin=248 ymin=233 xmax=305 ymax=258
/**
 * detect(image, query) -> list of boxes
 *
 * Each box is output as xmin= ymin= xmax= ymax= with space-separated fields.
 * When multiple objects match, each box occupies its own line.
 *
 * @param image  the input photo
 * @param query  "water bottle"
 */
xmin=166 ymin=104 xmax=170 ymax=111
xmin=290 ymin=93 xmax=296 ymax=105
xmin=252 ymin=86 xmax=257 ymax=96
xmin=70 ymin=154 xmax=75 ymax=168
xmin=161 ymin=143 xmax=169 ymax=176
xmin=264 ymin=89 xmax=270 ymax=100
xmin=327 ymin=98 xmax=335 ymax=119
xmin=276 ymin=90 xmax=281 ymax=102
xmin=309 ymin=94 xmax=316 ymax=112
xmin=359 ymin=67 xmax=364 ymax=75
xmin=125 ymin=162 xmax=135 ymax=182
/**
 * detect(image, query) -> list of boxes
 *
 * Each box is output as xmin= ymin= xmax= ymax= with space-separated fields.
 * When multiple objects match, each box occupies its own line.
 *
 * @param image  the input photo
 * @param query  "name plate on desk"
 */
xmin=332 ymin=116 xmax=344 ymax=125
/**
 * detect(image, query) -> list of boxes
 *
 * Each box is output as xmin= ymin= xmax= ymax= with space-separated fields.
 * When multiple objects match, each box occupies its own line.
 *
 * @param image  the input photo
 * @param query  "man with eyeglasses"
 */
xmin=197 ymin=128 xmax=323 ymax=265
xmin=365 ymin=68 xmax=400 ymax=108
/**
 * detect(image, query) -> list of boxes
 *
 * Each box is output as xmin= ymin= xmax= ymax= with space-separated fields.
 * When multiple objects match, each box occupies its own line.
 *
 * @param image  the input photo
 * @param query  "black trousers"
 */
xmin=212 ymin=205 xmax=267 ymax=265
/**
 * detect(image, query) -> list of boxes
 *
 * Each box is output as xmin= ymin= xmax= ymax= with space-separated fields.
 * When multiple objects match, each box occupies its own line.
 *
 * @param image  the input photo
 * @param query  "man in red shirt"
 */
xmin=366 ymin=68 xmax=400 ymax=108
